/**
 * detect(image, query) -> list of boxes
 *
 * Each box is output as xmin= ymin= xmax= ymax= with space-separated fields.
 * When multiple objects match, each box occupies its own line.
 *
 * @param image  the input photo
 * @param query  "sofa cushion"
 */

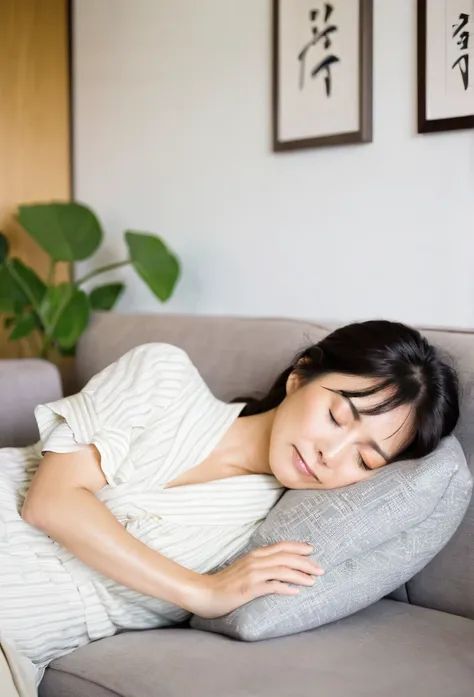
xmin=40 ymin=601 xmax=474 ymax=697
xmin=191 ymin=435 xmax=472 ymax=640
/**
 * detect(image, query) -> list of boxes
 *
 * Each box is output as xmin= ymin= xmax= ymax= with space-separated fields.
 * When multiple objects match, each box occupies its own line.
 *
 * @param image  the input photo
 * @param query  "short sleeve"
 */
xmin=34 ymin=343 xmax=193 ymax=487
xmin=41 ymin=419 xmax=85 ymax=454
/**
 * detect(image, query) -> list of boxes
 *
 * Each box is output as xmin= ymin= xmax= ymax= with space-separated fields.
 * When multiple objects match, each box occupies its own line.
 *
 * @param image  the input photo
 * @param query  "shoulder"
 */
xmin=34 ymin=344 xmax=207 ymax=460
xmin=84 ymin=342 xmax=202 ymax=399
xmin=123 ymin=343 xmax=195 ymax=370
xmin=90 ymin=342 xmax=194 ymax=376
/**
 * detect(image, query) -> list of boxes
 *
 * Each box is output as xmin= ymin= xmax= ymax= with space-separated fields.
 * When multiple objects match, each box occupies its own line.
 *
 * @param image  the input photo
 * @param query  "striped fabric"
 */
xmin=0 ymin=344 xmax=284 ymax=686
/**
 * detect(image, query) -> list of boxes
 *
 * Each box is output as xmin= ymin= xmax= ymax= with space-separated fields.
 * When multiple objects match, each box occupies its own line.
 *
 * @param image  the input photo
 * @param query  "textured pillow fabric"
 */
xmin=191 ymin=435 xmax=473 ymax=640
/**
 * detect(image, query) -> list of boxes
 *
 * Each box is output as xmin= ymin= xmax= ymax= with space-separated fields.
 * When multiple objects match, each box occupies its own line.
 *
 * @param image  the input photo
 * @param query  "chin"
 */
xmin=268 ymin=462 xmax=292 ymax=489
xmin=293 ymin=478 xmax=322 ymax=490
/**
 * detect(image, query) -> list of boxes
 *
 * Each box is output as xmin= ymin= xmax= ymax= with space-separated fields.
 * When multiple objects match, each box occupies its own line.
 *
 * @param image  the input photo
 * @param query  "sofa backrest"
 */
xmin=404 ymin=329 xmax=474 ymax=620
xmin=76 ymin=313 xmax=329 ymax=402
xmin=76 ymin=314 xmax=474 ymax=620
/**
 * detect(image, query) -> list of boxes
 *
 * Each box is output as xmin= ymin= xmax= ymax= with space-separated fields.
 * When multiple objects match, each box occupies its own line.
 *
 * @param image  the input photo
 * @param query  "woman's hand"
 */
xmin=190 ymin=542 xmax=324 ymax=619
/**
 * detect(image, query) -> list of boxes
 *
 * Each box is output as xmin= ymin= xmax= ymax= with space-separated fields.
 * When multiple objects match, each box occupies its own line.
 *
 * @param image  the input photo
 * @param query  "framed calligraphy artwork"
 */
xmin=272 ymin=0 xmax=373 ymax=151
xmin=418 ymin=0 xmax=474 ymax=133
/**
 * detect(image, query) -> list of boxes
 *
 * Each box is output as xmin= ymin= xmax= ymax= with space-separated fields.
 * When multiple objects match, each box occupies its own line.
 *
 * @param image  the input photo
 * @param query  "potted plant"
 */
xmin=0 ymin=202 xmax=180 ymax=361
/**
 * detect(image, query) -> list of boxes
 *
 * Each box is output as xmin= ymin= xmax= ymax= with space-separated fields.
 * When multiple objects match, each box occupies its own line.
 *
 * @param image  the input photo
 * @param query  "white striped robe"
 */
xmin=0 ymin=343 xmax=284 ymax=688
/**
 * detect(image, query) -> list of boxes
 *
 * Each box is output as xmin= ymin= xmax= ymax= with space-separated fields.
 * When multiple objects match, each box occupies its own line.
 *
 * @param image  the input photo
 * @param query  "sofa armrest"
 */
xmin=0 ymin=359 xmax=63 ymax=447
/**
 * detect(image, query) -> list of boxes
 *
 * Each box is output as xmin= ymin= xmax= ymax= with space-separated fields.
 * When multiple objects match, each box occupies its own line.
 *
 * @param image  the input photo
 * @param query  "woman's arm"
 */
xmin=21 ymin=447 xmax=321 ymax=618
xmin=21 ymin=447 xmax=200 ymax=609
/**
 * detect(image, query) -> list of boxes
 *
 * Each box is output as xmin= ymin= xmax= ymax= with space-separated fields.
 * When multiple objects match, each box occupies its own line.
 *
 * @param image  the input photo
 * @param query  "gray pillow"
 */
xmin=191 ymin=435 xmax=473 ymax=640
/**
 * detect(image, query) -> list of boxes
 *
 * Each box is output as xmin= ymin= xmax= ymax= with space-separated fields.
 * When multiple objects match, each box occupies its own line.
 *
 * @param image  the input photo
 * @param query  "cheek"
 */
xmin=292 ymin=388 xmax=325 ymax=431
xmin=272 ymin=388 xmax=328 ymax=446
xmin=336 ymin=460 xmax=373 ymax=487
xmin=297 ymin=394 xmax=328 ymax=439
xmin=337 ymin=464 xmax=362 ymax=486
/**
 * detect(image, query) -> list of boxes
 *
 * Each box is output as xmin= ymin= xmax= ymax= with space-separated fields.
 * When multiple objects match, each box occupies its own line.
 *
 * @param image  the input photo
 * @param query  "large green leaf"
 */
xmin=89 ymin=283 xmax=124 ymax=311
xmin=52 ymin=289 xmax=90 ymax=349
xmin=39 ymin=283 xmax=74 ymax=327
xmin=40 ymin=283 xmax=89 ymax=349
xmin=125 ymin=231 xmax=180 ymax=302
xmin=9 ymin=310 xmax=40 ymax=341
xmin=0 ymin=259 xmax=45 ymax=314
xmin=18 ymin=202 xmax=103 ymax=262
xmin=0 ymin=233 xmax=9 ymax=263
xmin=8 ymin=259 xmax=46 ymax=307
xmin=0 ymin=264 xmax=28 ymax=313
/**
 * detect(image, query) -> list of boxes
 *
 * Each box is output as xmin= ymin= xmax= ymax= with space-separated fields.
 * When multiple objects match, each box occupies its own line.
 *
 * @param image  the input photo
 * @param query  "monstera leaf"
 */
xmin=126 ymin=231 xmax=180 ymax=302
xmin=0 ymin=259 xmax=46 ymax=314
xmin=39 ymin=283 xmax=90 ymax=349
xmin=18 ymin=202 xmax=103 ymax=261
xmin=9 ymin=310 xmax=41 ymax=341
xmin=53 ymin=289 xmax=90 ymax=349
xmin=89 ymin=283 xmax=124 ymax=311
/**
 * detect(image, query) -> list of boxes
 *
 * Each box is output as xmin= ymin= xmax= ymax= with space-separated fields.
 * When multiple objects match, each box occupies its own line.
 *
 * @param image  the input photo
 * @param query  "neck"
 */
xmin=215 ymin=408 xmax=276 ymax=476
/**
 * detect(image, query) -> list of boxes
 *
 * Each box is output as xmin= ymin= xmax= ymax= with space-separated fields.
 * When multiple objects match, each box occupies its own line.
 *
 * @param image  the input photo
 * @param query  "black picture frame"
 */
xmin=272 ymin=0 xmax=373 ymax=152
xmin=418 ymin=0 xmax=474 ymax=134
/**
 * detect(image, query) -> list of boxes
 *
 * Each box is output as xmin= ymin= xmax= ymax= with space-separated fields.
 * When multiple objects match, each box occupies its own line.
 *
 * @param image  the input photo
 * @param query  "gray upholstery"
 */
xmin=404 ymin=329 xmax=474 ymax=619
xmin=39 ymin=600 xmax=474 ymax=697
xmin=0 ymin=359 xmax=62 ymax=447
xmin=76 ymin=312 xmax=329 ymax=402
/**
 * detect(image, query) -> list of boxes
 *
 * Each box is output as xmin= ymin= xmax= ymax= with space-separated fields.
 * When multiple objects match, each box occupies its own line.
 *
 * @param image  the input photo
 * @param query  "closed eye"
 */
xmin=330 ymin=407 xmax=375 ymax=472
xmin=357 ymin=452 xmax=371 ymax=472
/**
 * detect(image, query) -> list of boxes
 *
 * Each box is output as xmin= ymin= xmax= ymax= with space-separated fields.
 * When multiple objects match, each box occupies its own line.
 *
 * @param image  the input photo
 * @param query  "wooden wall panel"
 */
xmin=0 ymin=0 xmax=71 ymax=358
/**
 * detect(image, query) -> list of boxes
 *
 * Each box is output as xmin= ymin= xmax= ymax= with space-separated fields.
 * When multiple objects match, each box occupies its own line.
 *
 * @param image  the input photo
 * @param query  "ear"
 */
xmin=286 ymin=369 xmax=303 ymax=396
xmin=286 ymin=355 xmax=312 ymax=395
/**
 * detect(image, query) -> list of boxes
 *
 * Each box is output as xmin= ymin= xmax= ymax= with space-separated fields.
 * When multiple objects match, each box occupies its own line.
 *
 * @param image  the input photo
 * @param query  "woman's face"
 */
xmin=268 ymin=371 xmax=414 ymax=490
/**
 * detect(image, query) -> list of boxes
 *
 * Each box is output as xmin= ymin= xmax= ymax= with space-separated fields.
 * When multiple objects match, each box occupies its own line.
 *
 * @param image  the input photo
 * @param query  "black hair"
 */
xmin=236 ymin=320 xmax=459 ymax=461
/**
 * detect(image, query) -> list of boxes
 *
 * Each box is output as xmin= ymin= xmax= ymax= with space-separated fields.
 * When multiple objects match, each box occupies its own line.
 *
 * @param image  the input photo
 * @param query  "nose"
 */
xmin=320 ymin=432 xmax=352 ymax=466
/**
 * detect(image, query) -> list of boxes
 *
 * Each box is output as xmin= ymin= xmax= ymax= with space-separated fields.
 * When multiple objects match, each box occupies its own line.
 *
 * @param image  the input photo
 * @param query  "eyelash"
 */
xmin=329 ymin=411 xmax=371 ymax=472
xmin=357 ymin=453 xmax=371 ymax=472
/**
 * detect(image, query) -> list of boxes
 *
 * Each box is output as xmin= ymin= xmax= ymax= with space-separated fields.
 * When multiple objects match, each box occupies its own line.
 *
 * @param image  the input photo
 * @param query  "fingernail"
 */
xmin=305 ymin=544 xmax=314 ymax=551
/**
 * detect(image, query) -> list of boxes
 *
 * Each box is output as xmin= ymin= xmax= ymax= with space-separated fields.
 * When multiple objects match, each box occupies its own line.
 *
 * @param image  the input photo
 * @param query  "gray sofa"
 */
xmin=1 ymin=314 xmax=473 ymax=697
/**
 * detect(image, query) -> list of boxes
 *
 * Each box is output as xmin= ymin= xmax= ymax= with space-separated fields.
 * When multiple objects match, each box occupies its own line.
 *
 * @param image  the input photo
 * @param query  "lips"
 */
xmin=293 ymin=446 xmax=321 ymax=483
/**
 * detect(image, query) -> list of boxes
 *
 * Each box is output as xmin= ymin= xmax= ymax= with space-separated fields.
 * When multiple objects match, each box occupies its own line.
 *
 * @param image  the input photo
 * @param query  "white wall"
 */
xmin=73 ymin=0 xmax=474 ymax=328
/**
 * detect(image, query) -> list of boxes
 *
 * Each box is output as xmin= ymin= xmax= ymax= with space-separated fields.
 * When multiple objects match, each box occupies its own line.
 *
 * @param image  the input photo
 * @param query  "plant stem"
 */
xmin=75 ymin=260 xmax=130 ymax=287
xmin=28 ymin=330 xmax=42 ymax=357
xmin=41 ymin=287 xmax=74 ymax=358
xmin=47 ymin=259 xmax=56 ymax=286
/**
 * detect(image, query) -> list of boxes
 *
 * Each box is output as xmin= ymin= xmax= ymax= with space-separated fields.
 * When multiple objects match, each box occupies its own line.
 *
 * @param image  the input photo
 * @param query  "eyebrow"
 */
xmin=326 ymin=388 xmax=390 ymax=464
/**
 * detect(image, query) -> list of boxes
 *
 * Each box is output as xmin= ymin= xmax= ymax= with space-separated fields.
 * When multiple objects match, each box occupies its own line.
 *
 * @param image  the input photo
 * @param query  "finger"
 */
xmin=258 ymin=552 xmax=324 ymax=575
xmin=262 ymin=566 xmax=318 ymax=587
xmin=252 ymin=542 xmax=313 ymax=557
xmin=255 ymin=581 xmax=301 ymax=598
